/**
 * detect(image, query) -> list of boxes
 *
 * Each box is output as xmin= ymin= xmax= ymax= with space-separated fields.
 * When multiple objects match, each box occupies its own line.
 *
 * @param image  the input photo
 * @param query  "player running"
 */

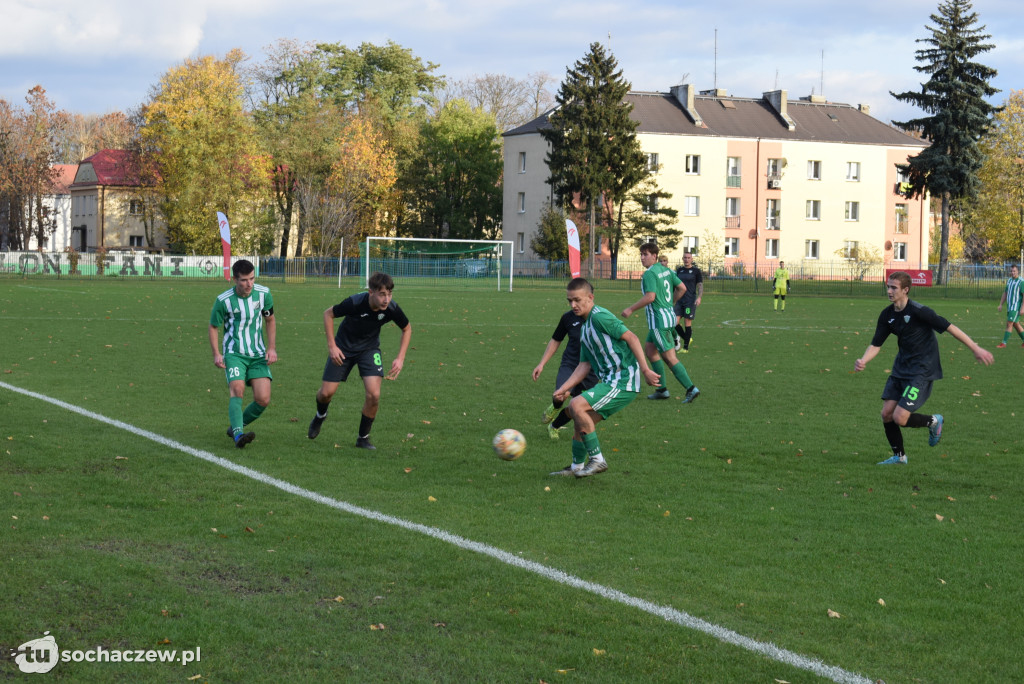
xmin=208 ymin=259 xmax=277 ymax=449
xmin=532 ymin=307 xmax=600 ymax=440
xmin=551 ymin=278 xmax=660 ymax=477
xmin=853 ymin=271 xmax=993 ymax=465
xmin=995 ymin=264 xmax=1024 ymax=348
xmin=622 ymin=242 xmax=700 ymax=403
xmin=307 ymin=272 xmax=411 ymax=449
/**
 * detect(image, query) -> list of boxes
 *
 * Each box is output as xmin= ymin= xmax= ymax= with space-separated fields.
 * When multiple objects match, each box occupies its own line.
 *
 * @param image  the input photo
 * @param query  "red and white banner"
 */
xmin=565 ymin=219 xmax=581 ymax=278
xmin=217 ymin=212 xmax=231 ymax=280
xmin=886 ymin=268 xmax=933 ymax=287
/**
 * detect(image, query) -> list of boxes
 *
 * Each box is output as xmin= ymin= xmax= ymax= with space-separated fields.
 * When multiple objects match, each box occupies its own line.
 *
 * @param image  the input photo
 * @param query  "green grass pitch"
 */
xmin=1 ymin=278 xmax=1022 ymax=682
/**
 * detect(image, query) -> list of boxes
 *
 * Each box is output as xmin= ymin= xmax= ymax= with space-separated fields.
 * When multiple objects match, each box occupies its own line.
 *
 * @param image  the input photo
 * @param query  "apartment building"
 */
xmin=503 ymin=85 xmax=930 ymax=271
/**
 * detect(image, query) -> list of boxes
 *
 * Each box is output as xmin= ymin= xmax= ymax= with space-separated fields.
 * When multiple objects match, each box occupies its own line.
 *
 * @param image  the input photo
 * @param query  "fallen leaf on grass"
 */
xmin=947 ymin=496 xmax=956 ymax=502
xmin=935 ymin=514 xmax=944 ymax=522
xmin=157 ymin=638 xmax=171 ymax=645
xmin=428 ymin=496 xmax=437 ymax=502
xmin=245 ymin=526 xmax=255 ymax=533
xmin=369 ymin=623 xmax=386 ymax=630
xmin=188 ymin=676 xmax=203 ymax=681
xmin=592 ymin=648 xmax=606 ymax=656
xmin=663 ymin=510 xmax=670 ymax=517
xmin=877 ymin=598 xmax=886 ymax=606
xmin=827 ymin=609 xmax=841 ymax=619
xmin=115 ymin=455 xmax=128 ymax=460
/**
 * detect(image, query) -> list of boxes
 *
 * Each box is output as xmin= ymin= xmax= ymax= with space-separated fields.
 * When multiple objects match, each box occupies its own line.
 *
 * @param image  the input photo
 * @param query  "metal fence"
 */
xmin=2 ymin=250 xmax=1017 ymax=300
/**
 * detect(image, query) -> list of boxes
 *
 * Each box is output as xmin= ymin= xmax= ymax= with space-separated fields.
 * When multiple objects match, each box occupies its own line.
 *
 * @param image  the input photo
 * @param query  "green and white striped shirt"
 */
xmin=1005 ymin=276 xmax=1023 ymax=312
xmin=580 ymin=305 xmax=640 ymax=391
xmin=641 ymin=263 xmax=682 ymax=331
xmin=210 ymin=284 xmax=274 ymax=359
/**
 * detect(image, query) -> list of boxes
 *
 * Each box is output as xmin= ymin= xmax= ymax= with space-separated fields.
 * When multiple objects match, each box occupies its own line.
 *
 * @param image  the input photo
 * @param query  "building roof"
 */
xmin=50 ymin=164 xmax=77 ymax=194
xmin=71 ymin=149 xmax=145 ymax=187
xmin=505 ymin=89 xmax=927 ymax=148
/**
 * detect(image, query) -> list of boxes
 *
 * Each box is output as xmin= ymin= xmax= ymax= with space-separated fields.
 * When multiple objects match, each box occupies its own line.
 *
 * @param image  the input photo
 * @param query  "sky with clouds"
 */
xmin=1 ymin=0 xmax=1021 ymax=129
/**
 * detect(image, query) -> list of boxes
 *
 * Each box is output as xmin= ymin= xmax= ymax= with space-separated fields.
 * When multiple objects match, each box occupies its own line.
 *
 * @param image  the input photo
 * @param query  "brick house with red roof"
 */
xmin=69 ymin=149 xmax=168 ymax=251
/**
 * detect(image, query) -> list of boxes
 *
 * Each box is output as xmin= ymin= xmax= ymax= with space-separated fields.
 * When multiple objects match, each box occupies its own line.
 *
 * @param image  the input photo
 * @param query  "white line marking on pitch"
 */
xmin=1 ymin=380 xmax=872 ymax=684
xmin=721 ymin=319 xmax=871 ymax=334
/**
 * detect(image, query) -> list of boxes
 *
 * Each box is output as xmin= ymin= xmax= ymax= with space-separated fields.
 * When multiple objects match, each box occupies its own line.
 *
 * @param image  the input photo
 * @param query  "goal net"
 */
xmin=362 ymin=237 xmax=514 ymax=291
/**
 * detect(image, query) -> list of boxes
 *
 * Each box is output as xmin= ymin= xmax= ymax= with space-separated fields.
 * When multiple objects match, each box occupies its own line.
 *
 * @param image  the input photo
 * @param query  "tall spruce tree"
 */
xmin=890 ymin=0 xmax=998 ymax=282
xmin=541 ymin=42 xmax=647 ymax=276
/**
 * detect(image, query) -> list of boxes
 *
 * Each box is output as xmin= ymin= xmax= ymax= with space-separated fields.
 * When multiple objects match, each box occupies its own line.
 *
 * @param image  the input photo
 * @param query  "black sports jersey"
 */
xmin=870 ymin=300 xmax=950 ymax=381
xmin=332 ymin=292 xmax=409 ymax=353
xmin=675 ymin=265 xmax=703 ymax=305
xmin=551 ymin=310 xmax=587 ymax=367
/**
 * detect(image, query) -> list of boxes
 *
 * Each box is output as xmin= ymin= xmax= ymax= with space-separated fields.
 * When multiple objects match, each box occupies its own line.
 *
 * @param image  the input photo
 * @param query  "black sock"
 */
xmin=316 ymin=400 xmax=330 ymax=417
xmin=675 ymin=324 xmax=685 ymax=337
xmin=552 ymin=409 xmax=572 ymax=429
xmin=883 ymin=421 xmax=904 ymax=455
xmin=552 ymin=395 xmax=564 ymax=410
xmin=358 ymin=413 xmax=374 ymax=439
xmin=905 ymin=413 xmax=932 ymax=429
xmin=682 ymin=328 xmax=693 ymax=345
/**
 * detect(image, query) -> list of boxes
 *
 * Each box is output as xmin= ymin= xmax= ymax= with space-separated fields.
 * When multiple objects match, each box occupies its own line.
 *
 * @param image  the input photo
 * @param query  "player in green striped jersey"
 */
xmin=551 ymin=278 xmax=660 ymax=477
xmin=996 ymin=265 xmax=1024 ymax=348
xmin=622 ymin=243 xmax=699 ymax=403
xmin=208 ymin=260 xmax=278 ymax=448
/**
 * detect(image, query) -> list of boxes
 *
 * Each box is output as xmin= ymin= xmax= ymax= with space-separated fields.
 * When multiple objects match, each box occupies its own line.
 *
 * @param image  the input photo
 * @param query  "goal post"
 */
xmin=363 ymin=237 xmax=514 ymax=291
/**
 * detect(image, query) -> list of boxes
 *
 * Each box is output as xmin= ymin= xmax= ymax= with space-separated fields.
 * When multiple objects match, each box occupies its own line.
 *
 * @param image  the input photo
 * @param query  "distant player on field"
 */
xmin=551 ymin=278 xmax=660 ymax=477
xmin=532 ymin=306 xmax=600 ymax=441
xmin=209 ymin=259 xmax=277 ymax=449
xmin=307 ymin=272 xmax=411 ymax=449
xmin=995 ymin=264 xmax=1024 ymax=348
xmin=853 ymin=271 xmax=993 ymax=465
xmin=622 ymin=242 xmax=700 ymax=404
xmin=773 ymin=261 xmax=790 ymax=311
xmin=673 ymin=251 xmax=703 ymax=352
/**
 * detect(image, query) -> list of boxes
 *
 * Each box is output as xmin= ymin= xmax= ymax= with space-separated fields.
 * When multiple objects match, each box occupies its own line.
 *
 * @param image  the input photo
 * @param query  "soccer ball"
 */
xmin=493 ymin=429 xmax=526 ymax=461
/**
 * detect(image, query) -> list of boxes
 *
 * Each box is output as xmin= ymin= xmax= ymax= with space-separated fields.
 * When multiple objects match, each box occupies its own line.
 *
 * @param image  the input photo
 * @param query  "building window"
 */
xmin=765 ymin=238 xmax=779 ymax=258
xmin=766 ymin=158 xmax=783 ymax=177
xmin=683 ymin=236 xmax=699 ymax=254
xmin=594 ymin=235 xmax=602 ymax=254
xmin=643 ymin=194 xmax=659 ymax=215
xmin=685 ymin=154 xmax=701 ymax=175
xmin=896 ymin=167 xmax=910 ymax=184
xmin=646 ymin=152 xmax=659 ymax=173
xmin=129 ymin=199 xmax=143 ymax=216
xmin=807 ymin=160 xmax=821 ymax=180
xmin=726 ymin=197 xmax=740 ymax=217
xmin=517 ymin=192 xmax=525 ymax=213
xmin=517 ymin=232 xmax=525 ymax=253
xmin=845 ymin=201 xmax=860 ymax=221
xmin=726 ymin=156 xmax=741 ymax=187
xmin=846 ymin=161 xmax=861 ymax=182
xmin=129 ymin=235 xmax=144 ymax=247
xmin=895 ymin=203 xmax=909 ymax=234
xmin=806 ymin=200 xmax=821 ymax=220
xmin=518 ymin=151 xmax=526 ymax=173
xmin=842 ymin=240 xmax=859 ymax=259
xmin=725 ymin=237 xmax=739 ymax=257
xmin=766 ymin=199 xmax=780 ymax=229
xmin=893 ymin=242 xmax=908 ymax=261
xmin=684 ymin=196 xmax=700 ymax=216
xmin=805 ymin=239 xmax=819 ymax=259
xmin=641 ymin=235 xmax=657 ymax=247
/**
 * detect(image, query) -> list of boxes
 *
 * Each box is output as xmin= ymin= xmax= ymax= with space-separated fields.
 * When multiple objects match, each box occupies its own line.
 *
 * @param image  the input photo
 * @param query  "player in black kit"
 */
xmin=853 ymin=271 xmax=993 ymax=464
xmin=532 ymin=308 xmax=600 ymax=440
xmin=308 ymin=272 xmax=412 ymax=449
xmin=673 ymin=252 xmax=703 ymax=352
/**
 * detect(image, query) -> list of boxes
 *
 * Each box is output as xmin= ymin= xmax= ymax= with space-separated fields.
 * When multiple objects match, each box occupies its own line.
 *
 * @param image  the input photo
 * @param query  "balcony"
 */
xmin=725 ymin=216 xmax=741 ymax=229
xmin=765 ymin=215 xmax=781 ymax=230
xmin=726 ymin=175 xmax=742 ymax=188
xmin=767 ymin=175 xmax=782 ymax=189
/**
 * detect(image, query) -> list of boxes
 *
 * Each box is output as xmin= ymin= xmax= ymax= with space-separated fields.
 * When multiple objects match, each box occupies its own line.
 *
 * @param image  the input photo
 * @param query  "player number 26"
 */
xmin=228 ymin=367 xmax=241 ymax=378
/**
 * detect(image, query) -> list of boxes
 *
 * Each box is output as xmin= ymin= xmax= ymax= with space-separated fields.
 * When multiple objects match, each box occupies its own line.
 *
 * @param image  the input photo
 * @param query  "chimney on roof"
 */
xmin=858 ymin=104 xmax=871 ymax=116
xmin=801 ymin=94 xmax=827 ymax=104
xmin=670 ymin=84 xmax=704 ymax=127
xmin=763 ymin=89 xmax=796 ymax=131
xmin=699 ymin=88 xmax=728 ymax=97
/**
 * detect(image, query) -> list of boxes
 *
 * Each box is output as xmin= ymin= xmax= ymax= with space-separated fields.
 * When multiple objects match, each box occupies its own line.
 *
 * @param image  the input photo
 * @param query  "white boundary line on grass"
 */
xmin=1 ymin=379 xmax=872 ymax=684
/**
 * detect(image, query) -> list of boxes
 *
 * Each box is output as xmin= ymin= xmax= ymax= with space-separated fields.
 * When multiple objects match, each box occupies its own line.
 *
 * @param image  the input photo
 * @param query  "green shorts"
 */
xmin=578 ymin=383 xmax=639 ymax=419
xmin=224 ymin=353 xmax=273 ymax=386
xmin=646 ymin=328 xmax=675 ymax=354
xmin=1007 ymin=309 xmax=1020 ymax=324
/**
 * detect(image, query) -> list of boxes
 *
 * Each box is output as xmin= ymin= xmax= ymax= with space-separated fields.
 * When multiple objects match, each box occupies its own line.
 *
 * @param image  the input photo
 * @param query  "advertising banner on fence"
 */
xmin=0 ymin=251 xmax=249 ymax=278
xmin=565 ymin=219 xmax=581 ymax=278
xmin=217 ymin=211 xmax=231 ymax=280
xmin=886 ymin=268 xmax=933 ymax=286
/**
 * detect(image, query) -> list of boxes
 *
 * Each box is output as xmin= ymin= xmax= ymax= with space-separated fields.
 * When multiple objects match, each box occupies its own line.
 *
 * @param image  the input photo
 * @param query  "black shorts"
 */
xmin=556 ymin=363 xmax=600 ymax=398
xmin=881 ymin=376 xmax=934 ymax=412
xmin=322 ymin=348 xmax=383 ymax=383
xmin=674 ymin=299 xmax=698 ymax=321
